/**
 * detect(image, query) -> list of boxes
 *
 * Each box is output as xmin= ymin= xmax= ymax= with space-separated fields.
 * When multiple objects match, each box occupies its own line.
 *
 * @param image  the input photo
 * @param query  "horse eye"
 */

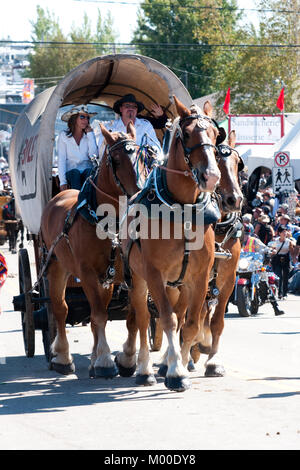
xmin=113 ymin=156 xmax=121 ymax=166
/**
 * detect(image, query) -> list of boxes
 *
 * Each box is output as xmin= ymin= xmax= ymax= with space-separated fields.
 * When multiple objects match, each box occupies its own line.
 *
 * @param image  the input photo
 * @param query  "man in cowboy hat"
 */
xmin=58 ymin=105 xmax=98 ymax=191
xmin=96 ymin=94 xmax=162 ymax=159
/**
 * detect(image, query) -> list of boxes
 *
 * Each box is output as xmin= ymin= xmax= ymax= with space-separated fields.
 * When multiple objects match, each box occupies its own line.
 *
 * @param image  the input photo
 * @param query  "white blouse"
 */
xmin=268 ymin=237 xmax=293 ymax=255
xmin=57 ymin=130 xmax=98 ymax=185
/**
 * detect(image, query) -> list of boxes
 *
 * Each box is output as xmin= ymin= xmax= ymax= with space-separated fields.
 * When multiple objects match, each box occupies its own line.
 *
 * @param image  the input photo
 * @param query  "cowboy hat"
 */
xmin=61 ymin=105 xmax=97 ymax=122
xmin=258 ymin=215 xmax=270 ymax=224
xmin=113 ymin=94 xmax=144 ymax=114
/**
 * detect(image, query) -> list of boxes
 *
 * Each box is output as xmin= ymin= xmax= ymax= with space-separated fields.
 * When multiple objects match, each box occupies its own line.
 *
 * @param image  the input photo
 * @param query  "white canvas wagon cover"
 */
xmin=9 ymin=54 xmax=192 ymax=234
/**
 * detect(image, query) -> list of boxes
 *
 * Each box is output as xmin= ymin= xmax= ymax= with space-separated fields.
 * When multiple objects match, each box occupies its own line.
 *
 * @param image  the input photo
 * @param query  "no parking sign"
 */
xmin=274 ymin=151 xmax=290 ymax=167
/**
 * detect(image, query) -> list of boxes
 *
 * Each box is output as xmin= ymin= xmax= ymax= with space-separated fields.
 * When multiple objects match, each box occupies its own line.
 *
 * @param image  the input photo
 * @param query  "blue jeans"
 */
xmin=66 ymin=168 xmax=91 ymax=190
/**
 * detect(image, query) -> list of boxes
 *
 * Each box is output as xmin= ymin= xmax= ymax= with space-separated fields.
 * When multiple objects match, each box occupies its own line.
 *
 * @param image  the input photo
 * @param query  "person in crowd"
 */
xmin=261 ymin=189 xmax=275 ymax=212
xmin=242 ymin=224 xmax=285 ymax=315
xmin=254 ymin=214 xmax=274 ymax=245
xmin=58 ymin=105 xmax=98 ymax=191
xmin=242 ymin=224 xmax=268 ymax=253
xmin=0 ymin=251 xmax=7 ymax=315
xmin=269 ymin=225 xmax=296 ymax=299
xmin=242 ymin=214 xmax=254 ymax=234
xmin=97 ymin=94 xmax=162 ymax=160
xmin=261 ymin=204 xmax=274 ymax=224
xmin=251 ymin=192 xmax=263 ymax=208
xmin=275 ymin=214 xmax=294 ymax=236
xmin=251 ymin=207 xmax=263 ymax=229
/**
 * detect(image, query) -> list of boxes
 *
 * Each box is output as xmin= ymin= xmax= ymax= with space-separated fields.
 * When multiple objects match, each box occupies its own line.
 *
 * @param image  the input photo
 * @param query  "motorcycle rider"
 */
xmin=242 ymin=224 xmax=284 ymax=315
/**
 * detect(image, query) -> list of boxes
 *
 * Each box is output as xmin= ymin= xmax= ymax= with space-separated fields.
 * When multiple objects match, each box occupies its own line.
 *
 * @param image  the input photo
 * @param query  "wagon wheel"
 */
xmin=41 ymin=276 xmax=57 ymax=363
xmin=148 ymin=317 xmax=163 ymax=352
xmin=18 ymin=248 xmax=35 ymax=357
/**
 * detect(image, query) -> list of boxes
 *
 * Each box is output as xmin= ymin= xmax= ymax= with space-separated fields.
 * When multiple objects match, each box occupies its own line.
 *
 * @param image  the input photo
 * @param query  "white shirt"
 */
xmin=96 ymin=117 xmax=162 ymax=159
xmin=57 ymin=130 xmax=98 ymax=186
xmin=268 ymin=237 xmax=294 ymax=255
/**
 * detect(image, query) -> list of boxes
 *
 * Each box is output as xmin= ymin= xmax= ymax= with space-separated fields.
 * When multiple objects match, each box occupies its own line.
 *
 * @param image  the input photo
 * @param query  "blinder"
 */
xmin=217 ymin=144 xmax=244 ymax=172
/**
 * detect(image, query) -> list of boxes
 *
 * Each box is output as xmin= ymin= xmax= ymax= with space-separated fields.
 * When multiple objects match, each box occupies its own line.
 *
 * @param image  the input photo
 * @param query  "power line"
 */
xmin=73 ymin=0 xmax=300 ymax=14
xmin=1 ymin=40 xmax=300 ymax=49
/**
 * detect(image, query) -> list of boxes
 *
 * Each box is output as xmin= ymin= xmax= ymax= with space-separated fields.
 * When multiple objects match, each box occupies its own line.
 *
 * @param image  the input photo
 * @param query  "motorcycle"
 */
xmin=232 ymin=250 xmax=284 ymax=317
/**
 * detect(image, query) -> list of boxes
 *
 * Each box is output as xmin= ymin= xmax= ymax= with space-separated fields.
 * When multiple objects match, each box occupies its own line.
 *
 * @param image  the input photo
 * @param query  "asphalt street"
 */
xmin=0 ymin=239 xmax=300 ymax=451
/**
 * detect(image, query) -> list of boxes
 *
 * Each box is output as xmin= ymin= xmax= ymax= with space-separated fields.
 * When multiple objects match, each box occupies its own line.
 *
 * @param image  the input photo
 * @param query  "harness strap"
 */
xmin=167 ymin=238 xmax=190 ymax=288
xmin=100 ymin=240 xmax=118 ymax=289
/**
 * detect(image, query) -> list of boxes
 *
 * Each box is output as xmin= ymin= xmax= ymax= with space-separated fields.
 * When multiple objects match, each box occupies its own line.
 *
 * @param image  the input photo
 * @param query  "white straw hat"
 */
xmin=61 ymin=105 xmax=97 ymax=122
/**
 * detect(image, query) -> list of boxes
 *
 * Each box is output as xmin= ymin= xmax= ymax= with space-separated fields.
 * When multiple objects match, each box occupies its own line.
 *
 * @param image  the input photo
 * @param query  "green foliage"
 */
xmin=132 ymin=0 xmax=241 ymax=99
xmin=26 ymin=6 xmax=117 ymax=93
xmin=133 ymin=0 xmax=299 ymax=114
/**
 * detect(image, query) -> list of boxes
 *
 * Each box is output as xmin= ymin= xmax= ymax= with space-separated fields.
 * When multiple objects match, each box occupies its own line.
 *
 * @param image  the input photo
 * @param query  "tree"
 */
xmin=25 ymin=6 xmax=118 ymax=93
xmin=132 ymin=0 xmax=242 ymax=99
xmin=215 ymin=0 xmax=300 ymax=113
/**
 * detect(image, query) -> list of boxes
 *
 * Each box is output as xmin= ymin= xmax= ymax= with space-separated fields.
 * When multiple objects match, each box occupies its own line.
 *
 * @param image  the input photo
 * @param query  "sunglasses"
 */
xmin=122 ymin=103 xmax=138 ymax=109
xmin=79 ymin=114 xmax=89 ymax=120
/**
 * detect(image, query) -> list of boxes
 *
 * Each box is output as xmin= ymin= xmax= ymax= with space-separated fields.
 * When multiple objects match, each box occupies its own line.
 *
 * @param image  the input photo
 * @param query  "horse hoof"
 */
xmin=94 ymin=364 xmax=119 ymax=379
xmin=205 ymin=364 xmax=225 ymax=377
xmin=136 ymin=374 xmax=157 ymax=386
xmin=114 ymin=356 xmax=136 ymax=377
xmin=50 ymin=361 xmax=75 ymax=375
xmin=188 ymin=359 xmax=196 ymax=372
xmin=164 ymin=376 xmax=191 ymax=392
xmin=157 ymin=364 xmax=168 ymax=377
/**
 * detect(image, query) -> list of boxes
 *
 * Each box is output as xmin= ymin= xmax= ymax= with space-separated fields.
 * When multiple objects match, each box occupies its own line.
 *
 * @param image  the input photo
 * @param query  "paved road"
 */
xmin=0 ymin=240 xmax=300 ymax=451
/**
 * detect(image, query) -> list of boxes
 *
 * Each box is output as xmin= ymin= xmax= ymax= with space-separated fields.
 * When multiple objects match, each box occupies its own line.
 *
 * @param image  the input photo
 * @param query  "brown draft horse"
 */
xmin=116 ymin=96 xmax=221 ymax=392
xmin=158 ymin=116 xmax=244 ymax=379
xmin=189 ymin=105 xmax=244 ymax=376
xmin=40 ymin=122 xmax=139 ymax=377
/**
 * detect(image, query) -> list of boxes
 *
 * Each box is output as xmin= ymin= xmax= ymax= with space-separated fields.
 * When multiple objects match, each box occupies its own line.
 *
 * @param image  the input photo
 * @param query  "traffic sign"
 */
xmin=274 ymin=151 xmax=290 ymax=167
xmin=272 ymin=166 xmax=295 ymax=194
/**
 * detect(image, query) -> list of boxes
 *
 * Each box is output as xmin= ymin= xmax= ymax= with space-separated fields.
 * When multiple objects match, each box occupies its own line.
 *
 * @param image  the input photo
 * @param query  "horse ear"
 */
xmin=99 ymin=123 xmax=114 ymax=145
xmin=127 ymin=121 xmax=136 ymax=141
xmin=228 ymin=130 xmax=236 ymax=148
xmin=203 ymin=100 xmax=213 ymax=118
xmin=173 ymin=95 xmax=191 ymax=119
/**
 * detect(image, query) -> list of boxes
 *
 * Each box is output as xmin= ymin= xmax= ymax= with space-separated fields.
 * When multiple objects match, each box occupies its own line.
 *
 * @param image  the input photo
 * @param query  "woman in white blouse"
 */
xmin=269 ymin=226 xmax=296 ymax=299
xmin=58 ymin=105 xmax=98 ymax=191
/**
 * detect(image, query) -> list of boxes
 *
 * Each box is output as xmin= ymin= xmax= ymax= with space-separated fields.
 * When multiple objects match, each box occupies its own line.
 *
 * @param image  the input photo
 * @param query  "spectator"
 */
xmin=242 ymin=214 xmax=254 ymax=234
xmin=0 ymin=251 xmax=7 ymax=315
xmin=269 ymin=226 xmax=296 ymax=299
xmin=252 ymin=207 xmax=263 ymax=229
xmin=262 ymin=190 xmax=275 ymax=212
xmin=276 ymin=214 xmax=293 ymax=235
xmin=254 ymin=214 xmax=274 ymax=244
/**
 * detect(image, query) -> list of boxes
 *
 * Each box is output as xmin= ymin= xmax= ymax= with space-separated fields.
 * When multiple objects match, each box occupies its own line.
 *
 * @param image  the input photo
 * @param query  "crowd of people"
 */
xmin=240 ymin=175 xmax=300 ymax=299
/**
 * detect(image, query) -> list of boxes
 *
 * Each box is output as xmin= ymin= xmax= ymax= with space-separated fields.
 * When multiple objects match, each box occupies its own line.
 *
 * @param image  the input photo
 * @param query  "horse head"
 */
xmin=172 ymin=95 xmax=220 ymax=193
xmin=203 ymin=102 xmax=244 ymax=213
xmin=99 ymin=121 xmax=139 ymax=199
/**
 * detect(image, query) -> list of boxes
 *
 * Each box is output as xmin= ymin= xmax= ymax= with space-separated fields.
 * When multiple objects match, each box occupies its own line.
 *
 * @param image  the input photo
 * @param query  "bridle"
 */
xmin=88 ymin=135 xmax=137 ymax=203
xmin=106 ymin=136 xmax=137 ymax=198
xmin=160 ymin=113 xmax=218 ymax=186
